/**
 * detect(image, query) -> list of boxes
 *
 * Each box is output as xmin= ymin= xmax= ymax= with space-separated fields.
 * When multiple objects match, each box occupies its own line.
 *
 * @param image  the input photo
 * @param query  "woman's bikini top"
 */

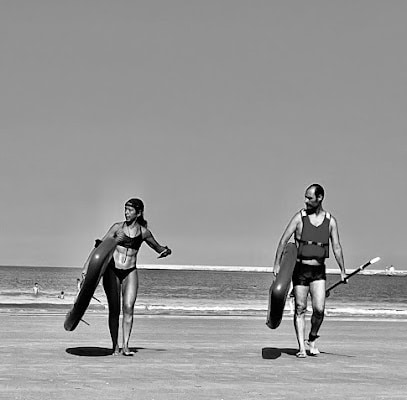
xmin=116 ymin=223 xmax=143 ymax=251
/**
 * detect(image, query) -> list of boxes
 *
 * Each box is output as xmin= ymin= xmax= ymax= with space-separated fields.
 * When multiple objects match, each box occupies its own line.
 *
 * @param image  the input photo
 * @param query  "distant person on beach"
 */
xmin=273 ymin=184 xmax=346 ymax=358
xmin=58 ymin=291 xmax=65 ymax=299
xmin=81 ymin=198 xmax=172 ymax=356
xmin=33 ymin=283 xmax=39 ymax=296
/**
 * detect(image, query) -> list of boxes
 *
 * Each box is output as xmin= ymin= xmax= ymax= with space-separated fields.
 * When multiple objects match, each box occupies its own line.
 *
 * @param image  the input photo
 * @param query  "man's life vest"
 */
xmin=296 ymin=209 xmax=330 ymax=262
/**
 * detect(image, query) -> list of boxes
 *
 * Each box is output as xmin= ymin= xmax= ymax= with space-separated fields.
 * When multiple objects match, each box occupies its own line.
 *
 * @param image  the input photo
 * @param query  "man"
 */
xmin=273 ymin=184 xmax=346 ymax=358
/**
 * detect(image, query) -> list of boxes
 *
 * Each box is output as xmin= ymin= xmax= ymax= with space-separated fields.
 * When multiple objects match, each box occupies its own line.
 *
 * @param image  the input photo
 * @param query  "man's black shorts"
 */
xmin=292 ymin=261 xmax=326 ymax=286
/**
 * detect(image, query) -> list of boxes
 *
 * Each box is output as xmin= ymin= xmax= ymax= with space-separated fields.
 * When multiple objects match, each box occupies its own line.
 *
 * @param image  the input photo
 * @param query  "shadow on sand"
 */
xmin=66 ymin=346 xmax=167 ymax=357
xmin=261 ymin=347 xmax=355 ymax=359
xmin=262 ymin=347 xmax=298 ymax=360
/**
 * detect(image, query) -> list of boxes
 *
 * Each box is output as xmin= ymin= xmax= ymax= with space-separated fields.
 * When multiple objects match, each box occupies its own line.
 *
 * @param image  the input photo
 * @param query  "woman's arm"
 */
xmin=81 ymin=223 xmax=120 ymax=277
xmin=142 ymin=228 xmax=172 ymax=258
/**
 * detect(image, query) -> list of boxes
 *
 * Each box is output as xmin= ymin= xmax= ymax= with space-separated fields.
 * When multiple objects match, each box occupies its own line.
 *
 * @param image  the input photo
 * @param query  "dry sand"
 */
xmin=0 ymin=312 xmax=406 ymax=399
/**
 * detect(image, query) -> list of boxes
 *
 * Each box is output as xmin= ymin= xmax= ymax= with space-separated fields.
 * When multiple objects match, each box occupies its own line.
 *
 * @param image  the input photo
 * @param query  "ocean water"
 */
xmin=0 ymin=266 xmax=406 ymax=318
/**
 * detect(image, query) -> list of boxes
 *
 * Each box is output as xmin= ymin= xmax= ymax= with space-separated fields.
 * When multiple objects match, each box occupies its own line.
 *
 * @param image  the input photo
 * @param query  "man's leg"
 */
xmin=293 ymin=284 xmax=309 ymax=357
xmin=308 ymin=279 xmax=326 ymax=355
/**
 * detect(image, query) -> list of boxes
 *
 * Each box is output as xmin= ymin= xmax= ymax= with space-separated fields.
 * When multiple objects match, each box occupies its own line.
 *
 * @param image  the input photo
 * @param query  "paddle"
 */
xmin=325 ymin=257 xmax=381 ymax=297
xmin=92 ymin=295 xmax=102 ymax=304
xmin=79 ymin=298 xmax=103 ymax=327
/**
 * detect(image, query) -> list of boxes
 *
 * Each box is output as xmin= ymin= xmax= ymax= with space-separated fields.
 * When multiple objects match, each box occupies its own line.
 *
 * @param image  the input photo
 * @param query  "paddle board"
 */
xmin=64 ymin=237 xmax=116 ymax=331
xmin=266 ymin=242 xmax=297 ymax=329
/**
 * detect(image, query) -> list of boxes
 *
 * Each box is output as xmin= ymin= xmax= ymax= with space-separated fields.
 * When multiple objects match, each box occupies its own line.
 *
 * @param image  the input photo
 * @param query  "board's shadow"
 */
xmin=66 ymin=347 xmax=166 ymax=357
xmin=262 ymin=347 xmax=297 ymax=360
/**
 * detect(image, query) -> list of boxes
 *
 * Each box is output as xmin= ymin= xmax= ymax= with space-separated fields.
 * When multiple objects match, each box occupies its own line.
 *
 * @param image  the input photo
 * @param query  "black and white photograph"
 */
xmin=1 ymin=1 xmax=406 ymax=399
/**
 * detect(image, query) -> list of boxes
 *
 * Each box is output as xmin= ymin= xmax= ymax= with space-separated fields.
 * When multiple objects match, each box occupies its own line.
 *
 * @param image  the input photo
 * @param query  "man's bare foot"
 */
xmin=112 ymin=346 xmax=120 ymax=356
xmin=122 ymin=347 xmax=135 ymax=356
xmin=122 ymin=351 xmax=135 ymax=356
xmin=309 ymin=347 xmax=320 ymax=356
xmin=296 ymin=350 xmax=307 ymax=358
xmin=306 ymin=340 xmax=320 ymax=356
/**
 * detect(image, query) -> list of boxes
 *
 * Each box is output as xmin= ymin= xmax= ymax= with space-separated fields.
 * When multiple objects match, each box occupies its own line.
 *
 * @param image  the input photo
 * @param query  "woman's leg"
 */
xmin=102 ymin=265 xmax=121 ymax=355
xmin=121 ymin=268 xmax=139 ymax=355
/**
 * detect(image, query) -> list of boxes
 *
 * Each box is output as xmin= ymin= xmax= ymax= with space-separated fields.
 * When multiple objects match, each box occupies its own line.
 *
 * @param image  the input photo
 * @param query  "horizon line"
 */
xmin=2 ymin=264 xmax=406 ymax=274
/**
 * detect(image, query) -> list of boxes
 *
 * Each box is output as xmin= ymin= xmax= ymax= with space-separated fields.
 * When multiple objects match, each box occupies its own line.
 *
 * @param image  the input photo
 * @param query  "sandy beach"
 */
xmin=1 ymin=312 xmax=406 ymax=400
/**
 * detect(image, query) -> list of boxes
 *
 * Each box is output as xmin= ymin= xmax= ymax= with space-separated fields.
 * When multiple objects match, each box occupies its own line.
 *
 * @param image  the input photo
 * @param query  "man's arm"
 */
xmin=330 ymin=216 xmax=346 ymax=281
xmin=273 ymin=213 xmax=300 ymax=275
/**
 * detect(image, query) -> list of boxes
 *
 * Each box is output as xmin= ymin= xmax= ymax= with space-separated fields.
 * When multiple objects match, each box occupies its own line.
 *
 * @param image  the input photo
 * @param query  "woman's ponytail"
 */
xmin=137 ymin=213 xmax=148 ymax=228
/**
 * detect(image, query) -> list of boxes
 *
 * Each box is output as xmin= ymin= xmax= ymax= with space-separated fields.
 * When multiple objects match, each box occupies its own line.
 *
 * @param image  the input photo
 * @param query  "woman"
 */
xmin=81 ymin=198 xmax=171 ymax=356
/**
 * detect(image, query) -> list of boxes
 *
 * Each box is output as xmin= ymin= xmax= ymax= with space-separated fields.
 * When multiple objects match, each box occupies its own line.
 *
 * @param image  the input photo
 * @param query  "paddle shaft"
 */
xmin=92 ymin=295 xmax=102 ymax=303
xmin=325 ymin=259 xmax=378 ymax=296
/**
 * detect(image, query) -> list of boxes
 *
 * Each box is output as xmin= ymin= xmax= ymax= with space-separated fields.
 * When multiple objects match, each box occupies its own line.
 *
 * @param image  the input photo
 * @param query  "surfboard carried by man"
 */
xmin=272 ymin=184 xmax=346 ymax=358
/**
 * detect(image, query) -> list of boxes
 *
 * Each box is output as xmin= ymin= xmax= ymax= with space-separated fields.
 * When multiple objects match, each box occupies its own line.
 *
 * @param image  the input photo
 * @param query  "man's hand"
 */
xmin=270 ymin=271 xmax=277 ymax=285
xmin=79 ymin=271 xmax=86 ymax=288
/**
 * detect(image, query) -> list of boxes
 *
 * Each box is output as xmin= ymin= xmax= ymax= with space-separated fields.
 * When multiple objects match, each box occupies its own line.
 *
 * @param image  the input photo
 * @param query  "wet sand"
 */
xmin=1 ymin=312 xmax=406 ymax=399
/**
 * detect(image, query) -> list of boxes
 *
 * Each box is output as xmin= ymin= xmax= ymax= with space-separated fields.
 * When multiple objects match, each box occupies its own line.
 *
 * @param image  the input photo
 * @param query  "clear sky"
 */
xmin=1 ymin=1 xmax=406 ymax=270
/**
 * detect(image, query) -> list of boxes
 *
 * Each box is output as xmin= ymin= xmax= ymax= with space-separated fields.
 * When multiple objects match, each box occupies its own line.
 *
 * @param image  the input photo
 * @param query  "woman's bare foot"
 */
xmin=112 ymin=345 xmax=120 ymax=356
xmin=296 ymin=350 xmax=307 ymax=358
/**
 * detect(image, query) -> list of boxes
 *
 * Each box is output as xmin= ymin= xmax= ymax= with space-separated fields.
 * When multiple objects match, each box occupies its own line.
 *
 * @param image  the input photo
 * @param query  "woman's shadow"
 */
xmin=66 ymin=346 xmax=166 ymax=357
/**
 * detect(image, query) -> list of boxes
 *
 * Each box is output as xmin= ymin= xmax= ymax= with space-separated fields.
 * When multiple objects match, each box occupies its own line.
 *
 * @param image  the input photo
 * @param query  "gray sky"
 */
xmin=1 ymin=1 xmax=406 ymax=270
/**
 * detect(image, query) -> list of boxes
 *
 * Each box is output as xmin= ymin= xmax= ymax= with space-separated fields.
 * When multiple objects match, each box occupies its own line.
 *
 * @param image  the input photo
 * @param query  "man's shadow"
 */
xmin=262 ymin=347 xmax=355 ymax=360
xmin=262 ymin=347 xmax=298 ymax=360
xmin=66 ymin=347 xmax=167 ymax=357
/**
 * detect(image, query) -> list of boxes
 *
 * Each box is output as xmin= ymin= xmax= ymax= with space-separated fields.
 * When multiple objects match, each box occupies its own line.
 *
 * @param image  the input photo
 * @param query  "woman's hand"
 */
xmin=157 ymin=246 xmax=172 ymax=259
xmin=114 ymin=228 xmax=126 ymax=243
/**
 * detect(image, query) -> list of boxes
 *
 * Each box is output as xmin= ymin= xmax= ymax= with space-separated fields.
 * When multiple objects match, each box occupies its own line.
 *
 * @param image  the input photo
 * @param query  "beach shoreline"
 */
xmin=1 ymin=306 xmax=407 ymax=321
xmin=3 ymin=263 xmax=407 ymax=275
xmin=1 ymin=313 xmax=406 ymax=399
